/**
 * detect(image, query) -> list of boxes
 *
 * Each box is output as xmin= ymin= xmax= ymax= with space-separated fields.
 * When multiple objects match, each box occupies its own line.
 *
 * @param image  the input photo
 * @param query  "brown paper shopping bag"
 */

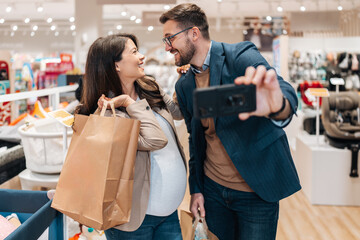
xmin=180 ymin=210 xmax=219 ymax=240
xmin=52 ymin=101 xmax=140 ymax=230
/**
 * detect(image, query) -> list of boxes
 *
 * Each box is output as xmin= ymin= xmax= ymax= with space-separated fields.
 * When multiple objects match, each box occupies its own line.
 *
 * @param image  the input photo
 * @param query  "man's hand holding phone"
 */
xmin=234 ymin=65 xmax=287 ymax=121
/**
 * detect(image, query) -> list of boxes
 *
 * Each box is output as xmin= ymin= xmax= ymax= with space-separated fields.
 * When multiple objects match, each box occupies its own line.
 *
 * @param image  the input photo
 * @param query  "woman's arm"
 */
xmin=159 ymin=87 xmax=183 ymax=120
xmin=98 ymin=95 xmax=167 ymax=151
xmin=126 ymin=99 xmax=168 ymax=151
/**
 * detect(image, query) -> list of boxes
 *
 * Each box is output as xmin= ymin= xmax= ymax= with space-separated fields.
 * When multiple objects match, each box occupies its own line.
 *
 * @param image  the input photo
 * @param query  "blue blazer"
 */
xmin=175 ymin=41 xmax=301 ymax=202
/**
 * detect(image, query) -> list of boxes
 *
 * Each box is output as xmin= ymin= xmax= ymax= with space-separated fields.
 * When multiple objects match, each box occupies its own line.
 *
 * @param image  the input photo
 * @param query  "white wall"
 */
xmin=289 ymin=37 xmax=360 ymax=52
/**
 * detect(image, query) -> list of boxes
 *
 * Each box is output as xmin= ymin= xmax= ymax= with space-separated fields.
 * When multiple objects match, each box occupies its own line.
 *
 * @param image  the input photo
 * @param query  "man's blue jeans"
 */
xmin=204 ymin=176 xmax=279 ymax=240
xmin=104 ymin=210 xmax=182 ymax=240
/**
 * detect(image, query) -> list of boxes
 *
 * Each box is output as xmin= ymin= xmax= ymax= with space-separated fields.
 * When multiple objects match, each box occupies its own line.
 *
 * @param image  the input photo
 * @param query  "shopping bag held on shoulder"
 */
xmin=51 ymin=100 xmax=140 ymax=230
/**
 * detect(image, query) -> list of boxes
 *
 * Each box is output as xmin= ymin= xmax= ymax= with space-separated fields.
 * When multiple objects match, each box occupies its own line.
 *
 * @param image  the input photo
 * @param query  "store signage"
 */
xmin=60 ymin=53 xmax=72 ymax=63
xmin=308 ymin=88 xmax=329 ymax=97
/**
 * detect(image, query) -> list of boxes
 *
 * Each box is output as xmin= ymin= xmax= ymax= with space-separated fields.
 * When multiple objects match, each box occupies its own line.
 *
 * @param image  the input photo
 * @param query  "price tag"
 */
xmin=308 ymin=88 xmax=329 ymax=97
xmin=48 ymin=109 xmax=74 ymax=127
xmin=330 ymin=78 xmax=345 ymax=85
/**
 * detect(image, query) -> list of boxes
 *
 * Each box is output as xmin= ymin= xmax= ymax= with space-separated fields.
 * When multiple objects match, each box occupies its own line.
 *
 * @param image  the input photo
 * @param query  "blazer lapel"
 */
xmin=209 ymin=41 xmax=225 ymax=126
xmin=209 ymin=41 xmax=225 ymax=87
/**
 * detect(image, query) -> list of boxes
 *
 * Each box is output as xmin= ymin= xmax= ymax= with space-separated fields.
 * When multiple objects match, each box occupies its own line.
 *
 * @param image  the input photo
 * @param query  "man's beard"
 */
xmin=175 ymin=38 xmax=195 ymax=66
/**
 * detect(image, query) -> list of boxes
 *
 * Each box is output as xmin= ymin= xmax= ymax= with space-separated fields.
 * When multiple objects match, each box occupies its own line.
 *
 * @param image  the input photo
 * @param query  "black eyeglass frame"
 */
xmin=162 ymin=26 xmax=194 ymax=47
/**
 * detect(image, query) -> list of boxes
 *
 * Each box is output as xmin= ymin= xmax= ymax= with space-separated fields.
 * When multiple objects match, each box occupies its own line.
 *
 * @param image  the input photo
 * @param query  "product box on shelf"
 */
xmin=0 ymin=80 xmax=10 ymax=126
xmin=57 ymin=74 xmax=82 ymax=86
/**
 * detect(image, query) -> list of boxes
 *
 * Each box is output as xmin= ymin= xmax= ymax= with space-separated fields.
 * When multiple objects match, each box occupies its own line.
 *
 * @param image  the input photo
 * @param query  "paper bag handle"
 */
xmin=100 ymin=100 xmax=116 ymax=117
xmin=195 ymin=215 xmax=209 ymax=231
xmin=191 ymin=215 xmax=210 ymax=240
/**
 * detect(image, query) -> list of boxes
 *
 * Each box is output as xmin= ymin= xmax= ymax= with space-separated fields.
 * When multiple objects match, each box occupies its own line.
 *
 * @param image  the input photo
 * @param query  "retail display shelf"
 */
xmin=0 ymin=84 xmax=78 ymax=103
xmin=295 ymin=133 xmax=360 ymax=206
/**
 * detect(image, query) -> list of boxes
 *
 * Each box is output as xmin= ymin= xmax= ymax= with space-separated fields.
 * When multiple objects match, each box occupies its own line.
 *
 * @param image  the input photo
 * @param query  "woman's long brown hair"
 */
xmin=77 ymin=33 xmax=166 ymax=115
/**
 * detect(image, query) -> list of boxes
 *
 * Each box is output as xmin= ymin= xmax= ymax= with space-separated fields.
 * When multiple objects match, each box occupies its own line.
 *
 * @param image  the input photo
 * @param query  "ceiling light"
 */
xmin=108 ymin=31 xmax=113 ymax=35
xmin=130 ymin=15 xmax=136 ymax=21
xmin=337 ymin=5 xmax=343 ymax=11
xmin=283 ymin=30 xmax=288 ymax=35
xmin=148 ymin=26 xmax=154 ymax=31
xmin=31 ymin=32 xmax=35 ymax=37
xmin=37 ymin=5 xmax=44 ymax=12
xmin=243 ymin=30 xmax=248 ymax=35
xmin=69 ymin=17 xmax=75 ymax=22
xmin=121 ymin=11 xmax=127 ymax=16
xmin=116 ymin=25 xmax=122 ymax=30
xmin=47 ymin=18 xmax=52 ymax=23
xmin=33 ymin=25 xmax=38 ymax=31
xmin=50 ymin=25 xmax=56 ymax=31
xmin=6 ymin=6 xmax=12 ymax=13
xmin=164 ymin=5 xmax=170 ymax=10
xmin=135 ymin=18 xmax=141 ymax=24
xmin=0 ymin=19 xmax=4 ymax=24
xmin=217 ymin=0 xmax=222 ymax=2
xmin=10 ymin=32 xmax=14 ymax=37
xmin=12 ymin=25 xmax=18 ymax=31
xmin=266 ymin=16 xmax=272 ymax=21
xmin=55 ymin=31 xmax=59 ymax=36
xmin=277 ymin=6 xmax=283 ymax=12
xmin=70 ymin=25 xmax=76 ymax=31
xmin=300 ymin=6 xmax=306 ymax=11
xmin=24 ymin=18 xmax=30 ymax=24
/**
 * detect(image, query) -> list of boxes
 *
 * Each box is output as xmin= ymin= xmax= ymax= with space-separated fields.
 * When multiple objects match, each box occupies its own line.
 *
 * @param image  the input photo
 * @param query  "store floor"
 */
xmin=1 ymin=175 xmax=360 ymax=239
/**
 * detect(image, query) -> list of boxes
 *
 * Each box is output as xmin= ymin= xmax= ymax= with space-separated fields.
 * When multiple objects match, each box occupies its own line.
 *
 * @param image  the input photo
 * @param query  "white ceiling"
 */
xmin=0 ymin=0 xmax=359 ymax=34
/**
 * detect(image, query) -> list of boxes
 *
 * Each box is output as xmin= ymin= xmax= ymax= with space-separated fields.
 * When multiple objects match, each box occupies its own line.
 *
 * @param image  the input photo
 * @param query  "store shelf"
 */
xmin=0 ymin=84 xmax=78 ymax=103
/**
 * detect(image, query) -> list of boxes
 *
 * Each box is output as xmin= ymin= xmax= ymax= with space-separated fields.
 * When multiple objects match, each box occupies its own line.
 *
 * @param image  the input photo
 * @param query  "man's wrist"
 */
xmin=268 ymin=95 xmax=286 ymax=119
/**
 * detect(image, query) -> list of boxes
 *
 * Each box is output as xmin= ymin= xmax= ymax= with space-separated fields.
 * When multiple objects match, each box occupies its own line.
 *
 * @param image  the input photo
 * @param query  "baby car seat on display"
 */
xmin=321 ymin=91 xmax=360 ymax=177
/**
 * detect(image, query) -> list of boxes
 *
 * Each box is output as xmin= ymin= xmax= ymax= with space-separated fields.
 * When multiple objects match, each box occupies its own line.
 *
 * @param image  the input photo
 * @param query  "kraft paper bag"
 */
xmin=180 ymin=210 xmax=219 ymax=240
xmin=52 ymin=101 xmax=140 ymax=230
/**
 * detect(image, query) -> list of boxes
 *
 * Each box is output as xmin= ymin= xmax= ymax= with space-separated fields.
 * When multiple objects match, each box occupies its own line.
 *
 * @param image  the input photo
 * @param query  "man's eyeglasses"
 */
xmin=162 ymin=26 xmax=194 ymax=47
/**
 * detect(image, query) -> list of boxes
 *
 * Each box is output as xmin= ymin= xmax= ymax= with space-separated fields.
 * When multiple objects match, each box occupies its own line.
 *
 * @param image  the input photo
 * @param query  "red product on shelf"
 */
xmin=299 ymin=81 xmax=324 ymax=108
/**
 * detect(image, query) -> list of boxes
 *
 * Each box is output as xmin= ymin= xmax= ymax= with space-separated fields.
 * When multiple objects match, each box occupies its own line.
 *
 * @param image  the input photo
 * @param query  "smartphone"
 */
xmin=193 ymin=84 xmax=256 ymax=118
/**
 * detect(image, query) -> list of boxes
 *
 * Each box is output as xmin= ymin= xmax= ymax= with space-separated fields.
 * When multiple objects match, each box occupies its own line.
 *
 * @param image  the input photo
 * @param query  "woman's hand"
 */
xmin=177 ymin=64 xmax=190 ymax=75
xmin=97 ymin=94 xmax=135 ymax=109
xmin=97 ymin=94 xmax=111 ymax=109
xmin=111 ymin=94 xmax=135 ymax=108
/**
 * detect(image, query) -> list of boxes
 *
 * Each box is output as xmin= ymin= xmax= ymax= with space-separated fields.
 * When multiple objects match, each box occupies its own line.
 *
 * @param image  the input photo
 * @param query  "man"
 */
xmin=160 ymin=3 xmax=301 ymax=240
